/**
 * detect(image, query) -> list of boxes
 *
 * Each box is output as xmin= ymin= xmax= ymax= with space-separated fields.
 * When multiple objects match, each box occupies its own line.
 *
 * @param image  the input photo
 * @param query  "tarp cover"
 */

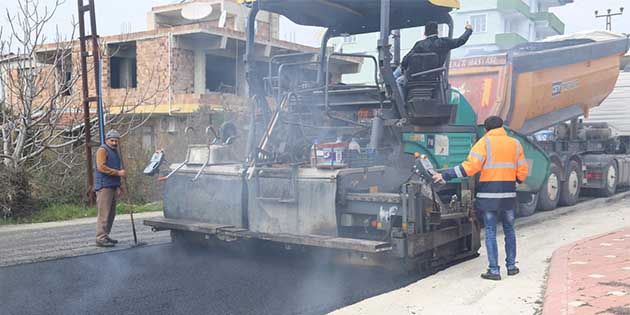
xmin=257 ymin=0 xmax=455 ymax=36
xmin=543 ymin=30 xmax=627 ymax=43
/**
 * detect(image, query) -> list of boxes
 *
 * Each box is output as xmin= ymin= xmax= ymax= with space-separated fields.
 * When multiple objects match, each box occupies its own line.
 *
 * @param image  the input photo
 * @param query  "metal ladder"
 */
xmin=77 ymin=0 xmax=104 ymax=204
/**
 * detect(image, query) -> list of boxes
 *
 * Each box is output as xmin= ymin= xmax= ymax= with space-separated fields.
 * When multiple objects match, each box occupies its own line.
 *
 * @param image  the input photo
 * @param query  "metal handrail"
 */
xmin=409 ymin=66 xmax=446 ymax=78
xmin=324 ymin=52 xmax=382 ymax=112
xmin=275 ymin=61 xmax=321 ymax=100
xmin=268 ymin=52 xmax=317 ymax=80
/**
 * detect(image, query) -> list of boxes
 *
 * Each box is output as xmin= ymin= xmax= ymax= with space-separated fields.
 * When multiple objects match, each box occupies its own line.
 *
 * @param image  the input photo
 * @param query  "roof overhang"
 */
xmin=256 ymin=0 xmax=456 ymax=36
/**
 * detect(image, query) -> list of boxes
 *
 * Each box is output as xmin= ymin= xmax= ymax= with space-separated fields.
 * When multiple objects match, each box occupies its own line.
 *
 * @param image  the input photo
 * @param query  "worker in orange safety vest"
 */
xmin=432 ymin=116 xmax=528 ymax=281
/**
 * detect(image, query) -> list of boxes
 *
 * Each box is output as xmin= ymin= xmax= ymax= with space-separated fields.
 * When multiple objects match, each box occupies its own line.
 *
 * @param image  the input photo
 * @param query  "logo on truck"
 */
xmin=552 ymin=80 xmax=578 ymax=97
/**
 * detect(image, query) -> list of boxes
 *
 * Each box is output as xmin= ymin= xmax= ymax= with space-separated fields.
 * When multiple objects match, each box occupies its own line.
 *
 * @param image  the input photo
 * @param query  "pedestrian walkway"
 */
xmin=543 ymin=227 xmax=630 ymax=315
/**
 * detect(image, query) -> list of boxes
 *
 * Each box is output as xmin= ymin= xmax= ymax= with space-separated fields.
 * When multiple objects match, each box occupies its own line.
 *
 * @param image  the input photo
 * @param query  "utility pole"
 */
xmin=77 ymin=0 xmax=105 ymax=205
xmin=594 ymin=7 xmax=624 ymax=31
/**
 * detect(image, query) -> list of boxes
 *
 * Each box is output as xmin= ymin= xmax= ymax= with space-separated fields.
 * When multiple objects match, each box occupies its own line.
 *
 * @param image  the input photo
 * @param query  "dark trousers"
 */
xmin=96 ymin=188 xmax=117 ymax=242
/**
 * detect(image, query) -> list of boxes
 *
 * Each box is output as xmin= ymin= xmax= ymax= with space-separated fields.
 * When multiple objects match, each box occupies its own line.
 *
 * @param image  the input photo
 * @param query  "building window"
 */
xmin=108 ymin=41 xmax=137 ymax=89
xmin=160 ymin=116 xmax=179 ymax=133
xmin=469 ymin=14 xmax=487 ymax=33
xmin=59 ymin=69 xmax=72 ymax=96
xmin=438 ymin=24 xmax=449 ymax=37
xmin=56 ymin=54 xmax=73 ymax=96
xmin=504 ymin=19 xmax=512 ymax=33
xmin=206 ymin=54 xmax=236 ymax=93
xmin=141 ymin=125 xmax=155 ymax=151
xmin=343 ymin=35 xmax=356 ymax=44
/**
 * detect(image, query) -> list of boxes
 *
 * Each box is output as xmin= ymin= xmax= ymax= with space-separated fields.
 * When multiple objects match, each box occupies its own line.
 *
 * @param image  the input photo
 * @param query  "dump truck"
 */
xmin=449 ymin=34 xmax=630 ymax=216
xmin=145 ymin=0 xmax=551 ymax=272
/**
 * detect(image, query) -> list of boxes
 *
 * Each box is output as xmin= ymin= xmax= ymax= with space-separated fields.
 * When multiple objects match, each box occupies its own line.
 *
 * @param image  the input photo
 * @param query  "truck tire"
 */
xmin=517 ymin=192 xmax=538 ymax=217
xmin=559 ymin=160 xmax=582 ymax=206
xmin=538 ymin=162 xmax=561 ymax=211
xmin=597 ymin=161 xmax=618 ymax=197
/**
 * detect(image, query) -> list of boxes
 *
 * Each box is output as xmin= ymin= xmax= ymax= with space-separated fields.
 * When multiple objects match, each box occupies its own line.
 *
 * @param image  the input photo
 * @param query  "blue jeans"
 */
xmin=393 ymin=66 xmax=407 ymax=99
xmin=483 ymin=209 xmax=517 ymax=274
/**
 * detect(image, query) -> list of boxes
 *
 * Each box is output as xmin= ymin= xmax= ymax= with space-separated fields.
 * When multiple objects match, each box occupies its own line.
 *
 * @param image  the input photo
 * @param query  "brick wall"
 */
xmin=171 ymin=48 xmax=194 ymax=94
xmin=104 ymin=37 xmax=170 ymax=109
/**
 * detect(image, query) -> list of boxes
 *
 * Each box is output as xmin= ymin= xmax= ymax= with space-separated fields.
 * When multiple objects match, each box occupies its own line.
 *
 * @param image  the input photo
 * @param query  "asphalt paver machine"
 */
xmin=145 ymin=0 xmax=549 ymax=272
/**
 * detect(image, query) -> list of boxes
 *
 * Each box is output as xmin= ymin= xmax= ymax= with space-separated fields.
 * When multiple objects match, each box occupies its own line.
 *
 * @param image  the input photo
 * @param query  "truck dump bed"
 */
xmin=449 ymin=36 xmax=629 ymax=134
xmin=584 ymin=71 xmax=630 ymax=136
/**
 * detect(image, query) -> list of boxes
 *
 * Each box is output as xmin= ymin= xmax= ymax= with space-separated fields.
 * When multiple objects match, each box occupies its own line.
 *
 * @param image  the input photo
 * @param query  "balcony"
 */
xmin=495 ymin=32 xmax=528 ymax=49
xmin=497 ymin=0 xmax=533 ymax=19
xmin=538 ymin=0 xmax=574 ymax=9
xmin=533 ymin=11 xmax=565 ymax=35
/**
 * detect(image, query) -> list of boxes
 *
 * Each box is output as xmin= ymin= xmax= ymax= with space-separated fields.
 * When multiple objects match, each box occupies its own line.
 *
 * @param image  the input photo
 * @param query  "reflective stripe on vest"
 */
xmin=470 ymin=151 xmax=484 ymax=162
xmin=476 ymin=192 xmax=517 ymax=198
xmin=454 ymin=165 xmax=464 ymax=178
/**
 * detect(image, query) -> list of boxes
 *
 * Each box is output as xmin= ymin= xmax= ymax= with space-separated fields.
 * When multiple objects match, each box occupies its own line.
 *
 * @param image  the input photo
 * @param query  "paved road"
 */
xmin=1 ymin=192 xmax=628 ymax=315
xmin=0 ymin=242 xmax=420 ymax=315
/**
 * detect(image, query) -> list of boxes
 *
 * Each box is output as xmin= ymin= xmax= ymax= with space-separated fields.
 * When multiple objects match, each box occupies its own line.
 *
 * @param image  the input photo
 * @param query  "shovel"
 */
xmin=117 ymin=143 xmax=147 ymax=247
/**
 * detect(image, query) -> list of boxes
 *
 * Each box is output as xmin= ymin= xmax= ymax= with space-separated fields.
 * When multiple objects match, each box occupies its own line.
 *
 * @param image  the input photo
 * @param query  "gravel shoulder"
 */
xmin=0 ymin=211 xmax=170 ymax=267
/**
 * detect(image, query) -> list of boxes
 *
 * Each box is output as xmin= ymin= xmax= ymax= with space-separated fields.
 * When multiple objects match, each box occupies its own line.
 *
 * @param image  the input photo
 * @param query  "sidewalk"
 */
xmin=543 ymin=227 xmax=630 ymax=315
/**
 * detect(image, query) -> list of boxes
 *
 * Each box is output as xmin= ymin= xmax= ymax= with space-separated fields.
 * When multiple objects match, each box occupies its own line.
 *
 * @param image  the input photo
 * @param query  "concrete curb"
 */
xmin=517 ymin=191 xmax=630 ymax=229
xmin=0 ymin=211 xmax=163 ymax=233
xmin=541 ymin=229 xmax=626 ymax=315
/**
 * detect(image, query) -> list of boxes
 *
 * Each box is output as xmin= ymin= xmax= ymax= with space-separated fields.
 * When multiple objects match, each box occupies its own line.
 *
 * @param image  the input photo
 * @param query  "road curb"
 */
xmin=517 ymin=191 xmax=630 ymax=229
xmin=0 ymin=211 xmax=163 ymax=233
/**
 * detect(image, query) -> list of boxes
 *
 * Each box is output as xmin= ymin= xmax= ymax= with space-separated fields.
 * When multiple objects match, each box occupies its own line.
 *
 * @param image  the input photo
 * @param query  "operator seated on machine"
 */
xmin=394 ymin=21 xmax=473 ymax=95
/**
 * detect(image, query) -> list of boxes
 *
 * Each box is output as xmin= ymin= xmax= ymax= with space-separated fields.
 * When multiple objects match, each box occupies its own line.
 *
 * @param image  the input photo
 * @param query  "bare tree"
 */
xmin=0 ymin=0 xmax=167 ymax=210
xmin=0 ymin=0 xmax=83 ymax=170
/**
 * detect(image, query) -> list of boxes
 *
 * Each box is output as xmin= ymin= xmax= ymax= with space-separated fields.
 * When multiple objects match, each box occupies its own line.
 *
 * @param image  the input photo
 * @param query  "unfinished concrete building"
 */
xmin=33 ymin=0 xmax=359 ymax=157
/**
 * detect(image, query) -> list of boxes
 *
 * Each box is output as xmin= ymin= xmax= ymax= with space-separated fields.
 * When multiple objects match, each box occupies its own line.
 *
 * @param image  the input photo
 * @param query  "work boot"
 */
xmin=481 ymin=270 xmax=501 ymax=281
xmin=507 ymin=267 xmax=520 ymax=276
xmin=106 ymin=237 xmax=119 ymax=244
xmin=96 ymin=239 xmax=115 ymax=248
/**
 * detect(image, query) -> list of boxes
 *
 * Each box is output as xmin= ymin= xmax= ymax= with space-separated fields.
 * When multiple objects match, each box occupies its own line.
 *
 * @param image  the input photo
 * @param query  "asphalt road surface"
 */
xmin=2 ymin=192 xmax=628 ymax=315
xmin=0 ymin=242 xmax=421 ymax=315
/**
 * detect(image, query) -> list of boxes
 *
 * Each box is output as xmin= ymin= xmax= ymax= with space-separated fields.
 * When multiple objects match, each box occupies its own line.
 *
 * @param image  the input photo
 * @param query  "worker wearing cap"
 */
xmin=94 ymin=129 xmax=126 ymax=247
xmin=432 ymin=116 xmax=528 ymax=281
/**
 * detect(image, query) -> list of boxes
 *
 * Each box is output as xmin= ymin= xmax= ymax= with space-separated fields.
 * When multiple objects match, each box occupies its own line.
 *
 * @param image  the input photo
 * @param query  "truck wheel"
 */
xmin=517 ymin=192 xmax=538 ymax=217
xmin=597 ymin=161 xmax=618 ymax=197
xmin=559 ymin=160 xmax=582 ymax=206
xmin=538 ymin=162 xmax=561 ymax=211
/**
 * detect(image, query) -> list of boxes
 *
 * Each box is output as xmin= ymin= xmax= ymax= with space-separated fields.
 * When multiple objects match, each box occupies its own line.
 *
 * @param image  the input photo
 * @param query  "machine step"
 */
xmin=144 ymin=217 xmax=392 ymax=253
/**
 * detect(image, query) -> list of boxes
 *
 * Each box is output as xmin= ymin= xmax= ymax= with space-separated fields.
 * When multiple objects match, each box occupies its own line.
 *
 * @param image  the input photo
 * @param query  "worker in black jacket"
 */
xmin=394 ymin=21 xmax=473 ymax=95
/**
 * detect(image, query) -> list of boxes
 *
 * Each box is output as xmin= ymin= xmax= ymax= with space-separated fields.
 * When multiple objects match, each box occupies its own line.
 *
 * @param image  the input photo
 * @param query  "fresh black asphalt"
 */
xmin=0 ymin=242 xmax=420 ymax=315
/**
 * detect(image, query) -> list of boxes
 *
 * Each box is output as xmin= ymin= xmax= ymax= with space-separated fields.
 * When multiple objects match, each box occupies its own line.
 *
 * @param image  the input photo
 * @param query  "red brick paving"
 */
xmin=543 ymin=227 xmax=630 ymax=315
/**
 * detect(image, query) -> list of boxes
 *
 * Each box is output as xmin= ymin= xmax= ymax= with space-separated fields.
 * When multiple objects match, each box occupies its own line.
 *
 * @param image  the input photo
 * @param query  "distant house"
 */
xmin=451 ymin=0 xmax=573 ymax=56
xmin=333 ymin=0 xmax=573 ymax=85
xmin=31 ymin=0 xmax=359 ymax=158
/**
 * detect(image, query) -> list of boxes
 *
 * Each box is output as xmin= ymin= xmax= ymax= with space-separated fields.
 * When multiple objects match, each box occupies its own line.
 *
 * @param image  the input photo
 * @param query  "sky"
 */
xmin=0 ymin=0 xmax=628 ymax=49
